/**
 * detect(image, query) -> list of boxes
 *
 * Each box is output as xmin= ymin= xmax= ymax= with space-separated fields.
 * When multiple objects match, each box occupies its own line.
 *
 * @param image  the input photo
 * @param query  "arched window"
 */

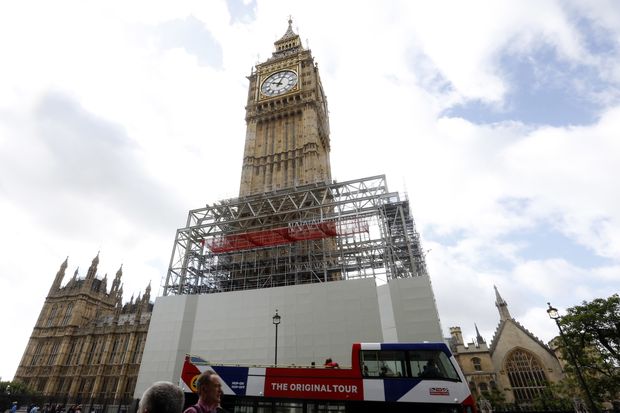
xmin=61 ymin=303 xmax=73 ymax=326
xmin=46 ymin=305 xmax=58 ymax=327
xmin=471 ymin=357 xmax=482 ymax=371
xmin=505 ymin=349 xmax=548 ymax=403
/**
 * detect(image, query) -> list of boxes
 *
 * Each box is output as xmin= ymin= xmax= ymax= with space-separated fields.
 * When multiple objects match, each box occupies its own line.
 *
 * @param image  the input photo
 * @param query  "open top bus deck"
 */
xmin=181 ymin=342 xmax=476 ymax=413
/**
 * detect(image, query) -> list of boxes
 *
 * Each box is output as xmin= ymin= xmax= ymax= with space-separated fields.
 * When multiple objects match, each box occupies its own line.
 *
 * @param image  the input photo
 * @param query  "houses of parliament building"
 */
xmin=13 ymin=254 xmax=152 ymax=405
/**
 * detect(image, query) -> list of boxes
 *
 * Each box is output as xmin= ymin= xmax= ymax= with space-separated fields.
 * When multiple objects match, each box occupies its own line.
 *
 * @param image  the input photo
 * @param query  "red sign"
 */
xmin=429 ymin=387 xmax=450 ymax=396
xmin=264 ymin=376 xmax=363 ymax=401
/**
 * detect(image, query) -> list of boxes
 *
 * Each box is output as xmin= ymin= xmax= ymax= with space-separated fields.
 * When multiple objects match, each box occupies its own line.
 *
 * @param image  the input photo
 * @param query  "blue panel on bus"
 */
xmin=380 ymin=342 xmax=451 ymax=356
xmin=383 ymin=379 xmax=419 ymax=402
xmin=211 ymin=366 xmax=249 ymax=396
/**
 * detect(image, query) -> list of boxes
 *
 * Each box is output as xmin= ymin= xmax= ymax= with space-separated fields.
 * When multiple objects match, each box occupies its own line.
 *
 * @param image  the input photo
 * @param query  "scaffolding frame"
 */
xmin=163 ymin=175 xmax=428 ymax=296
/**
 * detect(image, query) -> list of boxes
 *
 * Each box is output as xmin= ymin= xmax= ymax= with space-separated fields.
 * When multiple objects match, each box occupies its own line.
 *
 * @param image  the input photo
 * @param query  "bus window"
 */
xmin=305 ymin=402 xmax=346 ymax=412
xmin=408 ymin=350 xmax=460 ymax=380
xmin=361 ymin=350 xmax=406 ymax=377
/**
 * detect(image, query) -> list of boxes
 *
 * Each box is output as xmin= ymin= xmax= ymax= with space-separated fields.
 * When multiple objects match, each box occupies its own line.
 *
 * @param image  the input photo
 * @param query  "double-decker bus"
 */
xmin=180 ymin=342 xmax=476 ymax=413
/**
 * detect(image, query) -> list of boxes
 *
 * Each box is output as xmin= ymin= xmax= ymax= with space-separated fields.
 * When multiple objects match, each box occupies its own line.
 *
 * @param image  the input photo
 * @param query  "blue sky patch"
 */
xmin=155 ymin=16 xmax=223 ymax=68
xmin=227 ymin=0 xmax=257 ymax=24
xmin=574 ymin=14 xmax=619 ymax=56
xmin=444 ymin=44 xmax=611 ymax=127
xmin=501 ymin=225 xmax=613 ymax=267
xmin=424 ymin=226 xmax=465 ymax=247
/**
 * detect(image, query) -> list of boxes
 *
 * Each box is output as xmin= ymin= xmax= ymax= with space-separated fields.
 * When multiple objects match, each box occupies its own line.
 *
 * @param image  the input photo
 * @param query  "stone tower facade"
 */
xmin=239 ymin=19 xmax=331 ymax=196
xmin=14 ymin=255 xmax=152 ymax=406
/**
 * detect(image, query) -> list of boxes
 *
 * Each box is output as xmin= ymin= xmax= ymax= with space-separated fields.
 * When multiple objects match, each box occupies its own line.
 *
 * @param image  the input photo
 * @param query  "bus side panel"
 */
xmin=361 ymin=379 xmax=384 ymax=401
xmin=395 ymin=380 xmax=471 ymax=403
xmin=246 ymin=367 xmax=266 ymax=396
xmin=210 ymin=366 xmax=251 ymax=395
xmin=264 ymin=375 xmax=364 ymax=401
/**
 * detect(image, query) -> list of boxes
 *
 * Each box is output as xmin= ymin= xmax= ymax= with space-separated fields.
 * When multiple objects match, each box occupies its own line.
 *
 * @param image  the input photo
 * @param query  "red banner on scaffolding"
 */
xmin=205 ymin=218 xmax=368 ymax=253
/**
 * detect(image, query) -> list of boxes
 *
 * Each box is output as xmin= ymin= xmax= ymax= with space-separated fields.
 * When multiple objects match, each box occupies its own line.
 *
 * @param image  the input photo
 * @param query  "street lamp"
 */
xmin=272 ymin=309 xmax=281 ymax=365
xmin=547 ymin=302 xmax=598 ymax=413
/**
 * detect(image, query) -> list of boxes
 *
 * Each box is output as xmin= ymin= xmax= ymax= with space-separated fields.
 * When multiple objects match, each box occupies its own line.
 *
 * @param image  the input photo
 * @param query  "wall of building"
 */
xmin=382 ymin=277 xmax=444 ymax=342
xmin=134 ymin=275 xmax=442 ymax=397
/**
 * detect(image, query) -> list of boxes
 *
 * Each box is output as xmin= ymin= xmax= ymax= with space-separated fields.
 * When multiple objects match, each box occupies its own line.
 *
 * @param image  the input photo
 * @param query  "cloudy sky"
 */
xmin=1 ymin=0 xmax=619 ymax=380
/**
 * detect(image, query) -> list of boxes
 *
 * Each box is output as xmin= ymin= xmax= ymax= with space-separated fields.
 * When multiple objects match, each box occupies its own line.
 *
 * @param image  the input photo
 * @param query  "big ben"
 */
xmin=239 ymin=18 xmax=331 ymax=196
xmin=148 ymin=19 xmax=442 ymax=398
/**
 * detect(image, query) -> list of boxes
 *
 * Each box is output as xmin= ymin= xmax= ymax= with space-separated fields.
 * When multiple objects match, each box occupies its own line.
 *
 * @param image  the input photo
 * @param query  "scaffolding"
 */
xmin=163 ymin=175 xmax=428 ymax=296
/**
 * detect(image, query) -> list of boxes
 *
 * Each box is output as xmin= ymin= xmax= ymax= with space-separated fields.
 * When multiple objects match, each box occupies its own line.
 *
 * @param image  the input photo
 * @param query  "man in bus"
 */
xmin=324 ymin=358 xmax=339 ymax=368
xmin=421 ymin=359 xmax=442 ymax=378
xmin=184 ymin=371 xmax=228 ymax=413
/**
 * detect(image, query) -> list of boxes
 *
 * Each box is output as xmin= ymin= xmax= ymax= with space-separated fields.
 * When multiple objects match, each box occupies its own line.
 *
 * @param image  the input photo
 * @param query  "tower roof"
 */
xmin=272 ymin=17 xmax=303 ymax=59
xmin=277 ymin=17 xmax=297 ymax=42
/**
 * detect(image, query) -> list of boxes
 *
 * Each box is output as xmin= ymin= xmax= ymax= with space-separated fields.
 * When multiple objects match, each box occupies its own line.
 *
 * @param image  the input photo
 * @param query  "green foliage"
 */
xmin=479 ymin=387 xmax=507 ymax=410
xmin=530 ymin=382 xmax=574 ymax=410
xmin=558 ymin=294 xmax=620 ymax=403
xmin=0 ymin=380 xmax=35 ymax=395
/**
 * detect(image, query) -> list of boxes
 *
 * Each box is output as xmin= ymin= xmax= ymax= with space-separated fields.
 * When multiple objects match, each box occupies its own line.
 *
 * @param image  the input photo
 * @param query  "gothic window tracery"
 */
xmin=61 ymin=303 xmax=73 ymax=326
xmin=505 ymin=349 xmax=548 ymax=403
xmin=47 ymin=341 xmax=60 ymax=365
xmin=31 ymin=342 xmax=43 ymax=366
xmin=46 ymin=305 xmax=58 ymax=327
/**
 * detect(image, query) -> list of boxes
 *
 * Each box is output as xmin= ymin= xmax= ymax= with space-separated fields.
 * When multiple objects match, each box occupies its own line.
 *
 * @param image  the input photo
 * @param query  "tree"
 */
xmin=0 ymin=380 xmax=38 ymax=412
xmin=558 ymin=294 xmax=620 ymax=404
xmin=530 ymin=381 xmax=574 ymax=411
xmin=479 ymin=387 xmax=507 ymax=410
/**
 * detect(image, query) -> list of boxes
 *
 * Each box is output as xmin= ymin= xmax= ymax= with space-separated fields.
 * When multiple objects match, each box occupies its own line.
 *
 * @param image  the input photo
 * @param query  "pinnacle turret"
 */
xmin=49 ymin=256 xmax=69 ymax=294
xmin=494 ymin=285 xmax=512 ymax=321
xmin=475 ymin=323 xmax=486 ymax=345
xmin=86 ymin=252 xmax=100 ymax=279
xmin=112 ymin=265 xmax=123 ymax=293
xmin=144 ymin=280 xmax=152 ymax=302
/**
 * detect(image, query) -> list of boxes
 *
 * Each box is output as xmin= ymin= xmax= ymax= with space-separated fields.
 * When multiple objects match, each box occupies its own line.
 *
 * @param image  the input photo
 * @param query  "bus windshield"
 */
xmin=360 ymin=349 xmax=460 ymax=380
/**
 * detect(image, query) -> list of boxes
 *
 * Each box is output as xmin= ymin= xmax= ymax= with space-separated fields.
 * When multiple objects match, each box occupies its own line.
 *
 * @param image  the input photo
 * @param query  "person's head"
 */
xmin=196 ymin=371 xmax=223 ymax=406
xmin=138 ymin=381 xmax=184 ymax=413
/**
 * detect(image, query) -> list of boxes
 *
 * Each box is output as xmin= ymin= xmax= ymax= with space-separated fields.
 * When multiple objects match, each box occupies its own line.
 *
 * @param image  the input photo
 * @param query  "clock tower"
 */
xmin=239 ymin=19 xmax=331 ymax=196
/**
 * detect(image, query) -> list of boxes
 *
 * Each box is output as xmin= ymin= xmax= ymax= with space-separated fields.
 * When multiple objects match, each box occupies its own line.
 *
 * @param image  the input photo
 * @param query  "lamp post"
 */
xmin=547 ymin=303 xmax=598 ymax=413
xmin=272 ymin=309 xmax=281 ymax=365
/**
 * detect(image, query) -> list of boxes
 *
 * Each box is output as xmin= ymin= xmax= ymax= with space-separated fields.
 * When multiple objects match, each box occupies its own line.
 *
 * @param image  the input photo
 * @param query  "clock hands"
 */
xmin=261 ymin=70 xmax=298 ymax=96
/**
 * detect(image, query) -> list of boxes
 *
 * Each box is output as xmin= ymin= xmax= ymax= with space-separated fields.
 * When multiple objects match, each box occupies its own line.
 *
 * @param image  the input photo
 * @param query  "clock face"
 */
xmin=261 ymin=70 xmax=298 ymax=97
